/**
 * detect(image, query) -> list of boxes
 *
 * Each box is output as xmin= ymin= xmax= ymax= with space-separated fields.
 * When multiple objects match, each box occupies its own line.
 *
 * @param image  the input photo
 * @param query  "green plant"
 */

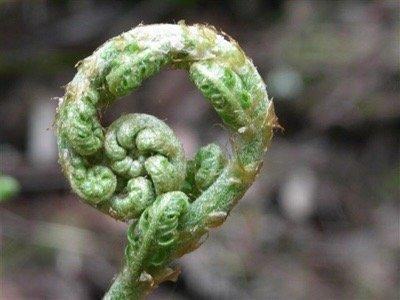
xmin=0 ymin=174 xmax=20 ymax=202
xmin=56 ymin=23 xmax=277 ymax=299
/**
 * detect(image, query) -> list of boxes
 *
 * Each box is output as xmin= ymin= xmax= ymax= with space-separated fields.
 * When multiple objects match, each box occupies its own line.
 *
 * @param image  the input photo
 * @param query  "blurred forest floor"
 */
xmin=1 ymin=1 xmax=399 ymax=299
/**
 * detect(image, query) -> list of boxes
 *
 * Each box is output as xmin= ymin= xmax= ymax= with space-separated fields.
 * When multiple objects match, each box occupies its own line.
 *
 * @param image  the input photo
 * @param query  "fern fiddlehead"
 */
xmin=56 ymin=23 xmax=278 ymax=299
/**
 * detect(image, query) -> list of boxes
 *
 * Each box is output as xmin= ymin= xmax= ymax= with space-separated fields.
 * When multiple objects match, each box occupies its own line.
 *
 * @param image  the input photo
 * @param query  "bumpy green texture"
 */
xmin=56 ymin=23 xmax=278 ymax=299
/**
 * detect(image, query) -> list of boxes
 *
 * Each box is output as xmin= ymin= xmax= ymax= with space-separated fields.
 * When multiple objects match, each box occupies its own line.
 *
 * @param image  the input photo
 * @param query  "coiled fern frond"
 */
xmin=56 ymin=23 xmax=278 ymax=299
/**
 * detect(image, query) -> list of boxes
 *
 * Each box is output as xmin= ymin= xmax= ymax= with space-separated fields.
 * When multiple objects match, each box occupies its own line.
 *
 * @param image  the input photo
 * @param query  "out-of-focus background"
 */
xmin=1 ymin=1 xmax=399 ymax=299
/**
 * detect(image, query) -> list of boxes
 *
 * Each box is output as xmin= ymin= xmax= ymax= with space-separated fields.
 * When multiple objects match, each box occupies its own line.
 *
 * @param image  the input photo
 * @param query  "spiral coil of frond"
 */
xmin=56 ymin=23 xmax=277 ymax=299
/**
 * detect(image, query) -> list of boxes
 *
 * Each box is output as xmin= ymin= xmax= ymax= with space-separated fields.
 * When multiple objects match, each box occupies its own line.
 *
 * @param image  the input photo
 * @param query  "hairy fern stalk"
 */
xmin=56 ymin=23 xmax=277 ymax=299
